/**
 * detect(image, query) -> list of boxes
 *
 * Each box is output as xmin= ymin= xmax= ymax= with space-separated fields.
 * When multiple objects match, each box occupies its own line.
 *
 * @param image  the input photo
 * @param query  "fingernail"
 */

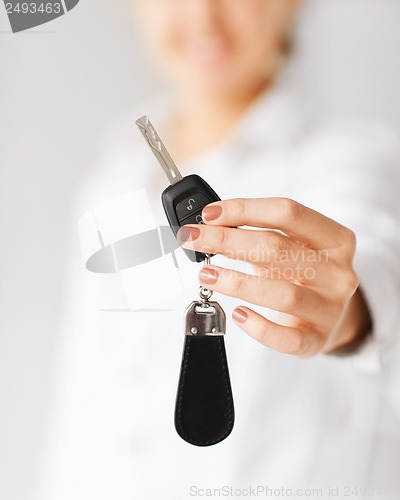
xmin=199 ymin=267 xmax=218 ymax=284
xmin=178 ymin=226 xmax=200 ymax=243
xmin=202 ymin=205 xmax=222 ymax=221
xmin=232 ymin=308 xmax=247 ymax=323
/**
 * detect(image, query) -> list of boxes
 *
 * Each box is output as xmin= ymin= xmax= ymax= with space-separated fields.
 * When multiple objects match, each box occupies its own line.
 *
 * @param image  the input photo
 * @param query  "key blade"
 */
xmin=136 ymin=116 xmax=183 ymax=185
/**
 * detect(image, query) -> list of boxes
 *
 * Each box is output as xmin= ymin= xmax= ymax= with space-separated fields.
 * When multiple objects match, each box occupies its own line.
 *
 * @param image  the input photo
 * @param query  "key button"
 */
xmin=176 ymin=193 xmax=211 ymax=221
xmin=178 ymin=209 xmax=205 ymax=226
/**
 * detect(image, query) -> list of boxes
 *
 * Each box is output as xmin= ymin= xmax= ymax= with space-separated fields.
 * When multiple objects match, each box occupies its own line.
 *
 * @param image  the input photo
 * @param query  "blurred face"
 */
xmin=134 ymin=0 xmax=300 ymax=98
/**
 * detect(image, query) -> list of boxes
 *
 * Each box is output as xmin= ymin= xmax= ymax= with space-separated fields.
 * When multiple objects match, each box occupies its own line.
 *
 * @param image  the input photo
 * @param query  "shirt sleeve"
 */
xmin=302 ymin=120 xmax=400 ymax=374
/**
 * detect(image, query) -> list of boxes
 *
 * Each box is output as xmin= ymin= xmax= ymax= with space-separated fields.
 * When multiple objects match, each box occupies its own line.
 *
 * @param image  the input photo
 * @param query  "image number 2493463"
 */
xmin=3 ymin=0 xmax=79 ymax=33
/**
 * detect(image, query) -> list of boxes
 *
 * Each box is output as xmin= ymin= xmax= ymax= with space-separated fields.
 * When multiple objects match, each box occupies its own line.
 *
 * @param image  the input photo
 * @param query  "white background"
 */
xmin=1 ymin=1 xmax=400 ymax=498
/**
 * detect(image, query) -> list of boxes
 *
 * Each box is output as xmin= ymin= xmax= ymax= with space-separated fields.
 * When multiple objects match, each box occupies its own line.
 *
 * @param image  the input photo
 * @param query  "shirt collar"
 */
xmin=136 ymin=72 xmax=311 ymax=172
xmin=227 ymin=79 xmax=309 ymax=153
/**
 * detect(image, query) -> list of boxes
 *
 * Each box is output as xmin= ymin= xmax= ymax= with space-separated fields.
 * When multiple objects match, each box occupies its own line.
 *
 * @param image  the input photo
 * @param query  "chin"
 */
xmin=188 ymin=79 xmax=240 ymax=98
xmin=181 ymin=65 xmax=246 ymax=96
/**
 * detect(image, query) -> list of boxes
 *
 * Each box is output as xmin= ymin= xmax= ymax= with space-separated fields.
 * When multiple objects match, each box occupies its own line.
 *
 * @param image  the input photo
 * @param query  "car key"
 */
xmin=136 ymin=115 xmax=221 ymax=262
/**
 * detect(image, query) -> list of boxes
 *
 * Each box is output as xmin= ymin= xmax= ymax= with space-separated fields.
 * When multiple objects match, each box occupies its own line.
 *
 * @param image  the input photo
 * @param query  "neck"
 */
xmin=168 ymin=77 xmax=273 ymax=165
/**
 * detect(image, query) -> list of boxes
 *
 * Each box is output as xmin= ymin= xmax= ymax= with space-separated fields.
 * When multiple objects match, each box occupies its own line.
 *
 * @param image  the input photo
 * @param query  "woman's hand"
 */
xmin=177 ymin=198 xmax=372 ymax=357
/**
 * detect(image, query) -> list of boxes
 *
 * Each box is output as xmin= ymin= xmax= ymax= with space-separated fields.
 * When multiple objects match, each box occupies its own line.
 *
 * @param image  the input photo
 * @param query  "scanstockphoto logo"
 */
xmin=3 ymin=0 xmax=79 ymax=33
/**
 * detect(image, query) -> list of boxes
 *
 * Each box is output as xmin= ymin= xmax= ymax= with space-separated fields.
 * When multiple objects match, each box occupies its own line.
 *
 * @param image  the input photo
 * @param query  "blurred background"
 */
xmin=1 ymin=0 xmax=400 ymax=498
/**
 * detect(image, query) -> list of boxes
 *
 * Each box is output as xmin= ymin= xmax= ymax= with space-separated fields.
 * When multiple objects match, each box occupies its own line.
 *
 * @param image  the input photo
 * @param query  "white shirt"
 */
xmin=35 ymin=81 xmax=400 ymax=500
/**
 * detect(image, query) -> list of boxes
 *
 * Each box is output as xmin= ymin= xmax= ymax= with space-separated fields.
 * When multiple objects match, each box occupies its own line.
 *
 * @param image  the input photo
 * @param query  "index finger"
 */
xmin=201 ymin=197 xmax=351 ymax=250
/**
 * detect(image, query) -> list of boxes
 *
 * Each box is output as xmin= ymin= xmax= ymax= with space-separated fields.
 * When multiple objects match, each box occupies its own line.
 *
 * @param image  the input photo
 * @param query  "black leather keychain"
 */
xmin=136 ymin=117 xmax=235 ymax=446
xmin=175 ymin=255 xmax=234 ymax=446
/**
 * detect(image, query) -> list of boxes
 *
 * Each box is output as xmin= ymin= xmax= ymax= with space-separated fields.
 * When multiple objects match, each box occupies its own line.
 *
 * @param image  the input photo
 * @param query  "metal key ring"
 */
xmin=199 ymin=253 xmax=213 ymax=300
xmin=199 ymin=286 xmax=213 ymax=301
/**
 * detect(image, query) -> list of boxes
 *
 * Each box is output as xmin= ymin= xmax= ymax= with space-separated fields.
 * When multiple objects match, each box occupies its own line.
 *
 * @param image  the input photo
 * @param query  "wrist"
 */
xmin=323 ymin=287 xmax=372 ymax=356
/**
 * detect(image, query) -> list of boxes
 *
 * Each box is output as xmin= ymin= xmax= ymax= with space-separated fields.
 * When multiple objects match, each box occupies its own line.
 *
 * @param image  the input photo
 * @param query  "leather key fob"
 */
xmin=174 ymin=300 xmax=234 ymax=446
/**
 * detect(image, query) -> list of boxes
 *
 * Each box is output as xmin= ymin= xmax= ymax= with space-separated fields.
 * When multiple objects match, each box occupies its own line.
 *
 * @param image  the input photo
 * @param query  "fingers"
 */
xmin=232 ymin=306 xmax=323 ymax=357
xmin=178 ymin=224 xmax=331 ymax=285
xmin=199 ymin=265 xmax=337 ymax=328
xmin=201 ymin=197 xmax=354 ymax=250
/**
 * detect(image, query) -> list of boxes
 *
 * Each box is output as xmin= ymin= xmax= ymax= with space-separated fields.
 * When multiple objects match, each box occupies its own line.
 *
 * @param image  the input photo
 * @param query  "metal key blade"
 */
xmin=136 ymin=116 xmax=183 ymax=185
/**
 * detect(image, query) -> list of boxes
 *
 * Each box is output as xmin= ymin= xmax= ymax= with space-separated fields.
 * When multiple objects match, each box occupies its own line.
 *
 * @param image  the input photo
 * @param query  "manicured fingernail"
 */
xmin=178 ymin=226 xmax=200 ymax=243
xmin=199 ymin=267 xmax=218 ymax=284
xmin=232 ymin=308 xmax=247 ymax=323
xmin=202 ymin=204 xmax=222 ymax=221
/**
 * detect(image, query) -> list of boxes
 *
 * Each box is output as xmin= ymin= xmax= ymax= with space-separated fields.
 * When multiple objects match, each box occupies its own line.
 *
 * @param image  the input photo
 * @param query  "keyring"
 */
xmin=199 ymin=286 xmax=213 ymax=301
